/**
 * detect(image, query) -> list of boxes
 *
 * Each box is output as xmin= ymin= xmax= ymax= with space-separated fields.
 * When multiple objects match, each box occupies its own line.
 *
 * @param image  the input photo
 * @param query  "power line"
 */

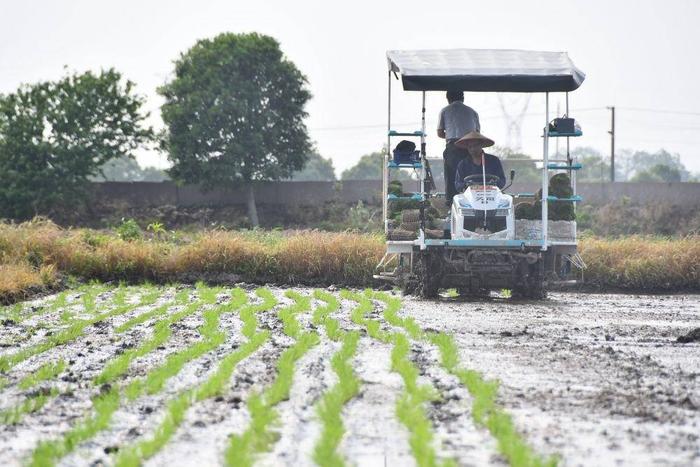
xmin=617 ymin=118 xmax=700 ymax=131
xmin=617 ymin=106 xmax=700 ymax=117
xmin=311 ymin=107 xmax=608 ymax=132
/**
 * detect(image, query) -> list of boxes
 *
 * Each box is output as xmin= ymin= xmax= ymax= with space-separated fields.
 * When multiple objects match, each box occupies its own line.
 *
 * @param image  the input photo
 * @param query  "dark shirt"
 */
xmin=455 ymin=152 xmax=506 ymax=191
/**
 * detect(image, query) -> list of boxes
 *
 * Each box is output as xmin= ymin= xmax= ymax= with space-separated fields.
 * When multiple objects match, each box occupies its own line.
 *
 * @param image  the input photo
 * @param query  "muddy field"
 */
xmin=0 ymin=285 xmax=698 ymax=467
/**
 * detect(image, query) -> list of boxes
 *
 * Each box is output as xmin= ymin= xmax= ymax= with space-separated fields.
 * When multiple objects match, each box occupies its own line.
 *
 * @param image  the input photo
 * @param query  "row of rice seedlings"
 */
xmin=311 ymin=290 xmax=342 ymax=340
xmin=0 ymin=302 xmax=24 ymax=323
xmin=0 ymin=287 xmax=70 ymax=325
xmin=392 ymin=333 xmax=452 ymax=467
xmin=311 ymin=290 xmax=360 ymax=467
xmin=60 ymin=283 xmax=111 ymax=323
xmin=114 ymin=288 xmax=189 ymax=333
xmin=29 ymin=285 xmax=237 ymax=467
xmin=225 ymin=290 xmax=320 ymax=466
xmin=2 ymin=361 xmax=66 ymax=426
xmin=0 ymin=291 xmax=111 ymax=425
xmin=368 ymin=291 xmax=557 ymax=467
xmin=341 ymin=290 xmax=451 ymax=467
xmin=0 ymin=387 xmax=58 ymax=425
xmin=0 ymin=285 xmax=160 ymax=373
xmin=429 ymin=333 xmax=557 ymax=467
xmin=0 ymin=287 xmax=165 ymax=427
xmin=18 ymin=360 xmax=67 ymax=391
xmin=366 ymin=290 xmax=421 ymax=339
xmin=94 ymin=288 xmax=200 ymax=386
xmin=123 ymin=285 xmax=230 ymax=400
xmin=339 ymin=290 xmax=387 ymax=340
xmin=113 ymin=288 xmax=277 ymax=467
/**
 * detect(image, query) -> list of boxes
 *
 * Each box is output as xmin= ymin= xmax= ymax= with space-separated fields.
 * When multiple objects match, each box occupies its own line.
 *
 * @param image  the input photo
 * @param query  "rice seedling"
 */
xmin=429 ymin=333 xmax=558 ymax=467
xmin=94 ymin=290 xmax=202 ymax=386
xmin=311 ymin=290 xmax=361 ymax=467
xmin=391 ymin=333 xmax=452 ymax=467
xmin=342 ymin=290 xmax=452 ymax=467
xmin=366 ymin=290 xmax=422 ymax=339
xmin=114 ymin=287 xmax=187 ymax=333
xmin=1 ymin=358 xmax=63 ymax=425
xmin=124 ymin=285 xmax=233 ymax=400
xmin=0 ymin=302 xmax=24 ymax=323
xmin=19 ymin=360 xmax=67 ymax=391
xmin=0 ymin=285 xmax=153 ymax=373
xmin=311 ymin=290 xmax=342 ymax=340
xmin=312 ymin=330 xmax=360 ymax=467
xmin=368 ymin=291 xmax=556 ymax=467
xmin=0 ymin=388 xmax=58 ymax=425
xmin=30 ymin=389 xmax=121 ymax=466
xmin=30 ymin=286 xmax=247 ymax=466
xmin=225 ymin=290 xmax=319 ymax=467
xmin=113 ymin=289 xmax=276 ymax=467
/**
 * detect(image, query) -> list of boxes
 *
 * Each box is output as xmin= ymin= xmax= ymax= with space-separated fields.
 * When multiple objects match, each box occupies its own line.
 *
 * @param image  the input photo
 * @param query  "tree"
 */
xmin=0 ymin=69 xmax=153 ymax=219
xmin=619 ymin=149 xmax=691 ymax=181
xmin=630 ymin=164 xmax=682 ymax=182
xmin=495 ymin=146 xmax=539 ymax=183
xmin=160 ymin=33 xmax=312 ymax=226
xmin=571 ymin=147 xmax=611 ymax=182
xmin=92 ymin=155 xmax=170 ymax=182
xmin=341 ymin=149 xmax=413 ymax=181
xmin=290 ymin=150 xmax=335 ymax=181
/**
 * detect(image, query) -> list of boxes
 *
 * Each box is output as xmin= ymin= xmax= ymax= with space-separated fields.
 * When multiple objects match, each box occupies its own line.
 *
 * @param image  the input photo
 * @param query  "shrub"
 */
xmin=116 ymin=219 xmax=142 ymax=241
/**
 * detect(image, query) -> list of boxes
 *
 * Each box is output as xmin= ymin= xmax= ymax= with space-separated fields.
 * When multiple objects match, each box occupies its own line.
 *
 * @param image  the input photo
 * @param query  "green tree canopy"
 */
xmin=630 ymin=163 xmax=682 ymax=182
xmin=341 ymin=150 xmax=383 ymax=180
xmin=571 ymin=147 xmax=611 ymax=182
xmin=341 ymin=149 xmax=413 ymax=181
xmin=159 ymin=32 xmax=312 ymax=226
xmin=495 ymin=146 xmax=539 ymax=183
xmin=0 ymin=69 xmax=153 ymax=219
xmin=619 ymin=149 xmax=691 ymax=181
xmin=290 ymin=150 xmax=336 ymax=181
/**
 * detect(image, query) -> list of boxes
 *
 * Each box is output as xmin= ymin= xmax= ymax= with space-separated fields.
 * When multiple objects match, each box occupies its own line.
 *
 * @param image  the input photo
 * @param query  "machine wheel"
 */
xmin=513 ymin=280 xmax=547 ymax=300
xmin=417 ymin=251 xmax=441 ymax=299
xmin=513 ymin=259 xmax=547 ymax=300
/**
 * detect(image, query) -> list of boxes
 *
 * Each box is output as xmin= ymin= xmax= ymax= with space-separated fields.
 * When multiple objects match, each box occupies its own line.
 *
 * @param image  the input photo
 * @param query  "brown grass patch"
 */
xmin=0 ymin=219 xmax=698 ymax=303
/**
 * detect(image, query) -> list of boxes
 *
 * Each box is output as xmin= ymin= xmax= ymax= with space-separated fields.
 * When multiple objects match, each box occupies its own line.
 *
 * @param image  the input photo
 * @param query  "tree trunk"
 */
xmin=246 ymin=183 xmax=260 ymax=227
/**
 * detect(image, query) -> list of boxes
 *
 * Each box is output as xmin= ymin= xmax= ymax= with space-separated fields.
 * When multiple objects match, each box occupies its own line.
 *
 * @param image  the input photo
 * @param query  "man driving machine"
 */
xmin=453 ymin=131 xmax=506 ymax=192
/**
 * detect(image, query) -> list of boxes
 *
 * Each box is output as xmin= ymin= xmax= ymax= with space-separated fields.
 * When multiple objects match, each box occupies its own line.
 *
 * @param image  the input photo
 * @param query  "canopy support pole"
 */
xmin=384 ymin=70 xmax=391 ymax=233
xmin=418 ymin=91 xmax=426 ymax=248
xmin=542 ymin=92 xmax=549 ymax=251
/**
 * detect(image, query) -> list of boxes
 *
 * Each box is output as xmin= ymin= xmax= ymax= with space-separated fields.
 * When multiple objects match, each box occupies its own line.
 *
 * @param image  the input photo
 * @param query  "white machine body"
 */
xmin=450 ymin=185 xmax=514 ymax=240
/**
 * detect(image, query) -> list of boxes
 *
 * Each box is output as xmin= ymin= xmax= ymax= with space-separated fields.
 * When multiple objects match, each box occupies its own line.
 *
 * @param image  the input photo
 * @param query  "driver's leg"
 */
xmin=443 ymin=141 xmax=465 ymax=206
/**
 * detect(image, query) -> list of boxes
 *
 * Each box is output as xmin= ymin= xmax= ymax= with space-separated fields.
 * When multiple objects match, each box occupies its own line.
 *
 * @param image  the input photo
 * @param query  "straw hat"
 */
xmin=454 ymin=131 xmax=495 ymax=149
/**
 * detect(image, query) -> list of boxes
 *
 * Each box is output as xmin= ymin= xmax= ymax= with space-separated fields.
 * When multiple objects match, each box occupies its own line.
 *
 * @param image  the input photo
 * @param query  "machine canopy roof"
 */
xmin=386 ymin=48 xmax=585 ymax=92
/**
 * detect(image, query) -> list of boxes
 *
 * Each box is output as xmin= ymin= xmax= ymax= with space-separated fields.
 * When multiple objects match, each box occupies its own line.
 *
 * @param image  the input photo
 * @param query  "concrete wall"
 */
xmin=91 ymin=180 xmax=700 ymax=207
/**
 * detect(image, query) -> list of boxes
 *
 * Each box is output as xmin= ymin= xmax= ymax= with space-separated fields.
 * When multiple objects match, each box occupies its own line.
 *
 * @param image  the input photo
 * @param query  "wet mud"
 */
xmin=0 ymin=288 xmax=697 ymax=466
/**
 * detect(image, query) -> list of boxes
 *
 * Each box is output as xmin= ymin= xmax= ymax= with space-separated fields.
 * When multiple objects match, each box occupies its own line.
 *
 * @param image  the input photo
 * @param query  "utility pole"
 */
xmin=607 ymin=106 xmax=616 ymax=182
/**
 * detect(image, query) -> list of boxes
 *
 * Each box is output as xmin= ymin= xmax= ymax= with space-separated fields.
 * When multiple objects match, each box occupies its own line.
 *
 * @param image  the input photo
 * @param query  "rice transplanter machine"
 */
xmin=375 ymin=48 xmax=587 ymax=298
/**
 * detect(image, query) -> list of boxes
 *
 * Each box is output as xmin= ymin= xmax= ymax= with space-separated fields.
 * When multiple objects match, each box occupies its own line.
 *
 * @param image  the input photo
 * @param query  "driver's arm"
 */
xmin=494 ymin=158 xmax=506 ymax=189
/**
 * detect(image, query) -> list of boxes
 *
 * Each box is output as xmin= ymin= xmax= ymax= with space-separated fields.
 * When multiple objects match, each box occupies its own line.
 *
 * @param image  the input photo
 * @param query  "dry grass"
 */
xmin=579 ymin=236 xmax=700 ymax=291
xmin=0 ymin=263 xmax=57 ymax=304
xmin=0 ymin=219 xmax=697 ymax=304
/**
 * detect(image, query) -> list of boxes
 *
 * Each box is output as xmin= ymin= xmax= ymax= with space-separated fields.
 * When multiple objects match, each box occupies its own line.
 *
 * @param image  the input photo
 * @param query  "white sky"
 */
xmin=2 ymin=0 xmax=699 ymax=173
